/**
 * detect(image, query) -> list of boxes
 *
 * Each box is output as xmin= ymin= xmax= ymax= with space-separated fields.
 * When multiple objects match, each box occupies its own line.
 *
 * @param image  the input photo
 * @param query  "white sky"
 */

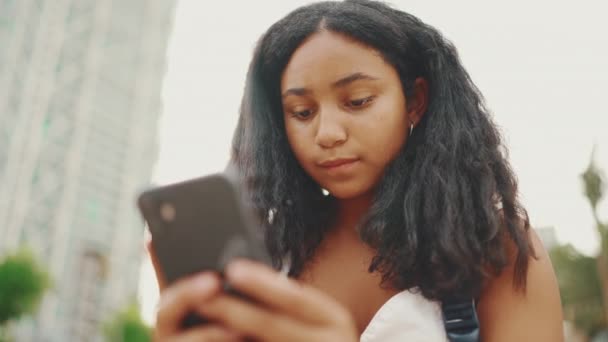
xmin=139 ymin=0 xmax=608 ymax=323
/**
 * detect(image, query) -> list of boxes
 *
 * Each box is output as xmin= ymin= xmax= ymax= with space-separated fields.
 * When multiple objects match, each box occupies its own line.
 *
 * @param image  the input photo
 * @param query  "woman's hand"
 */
xmin=198 ymin=259 xmax=359 ymax=342
xmin=155 ymin=272 xmax=244 ymax=341
xmin=148 ymin=239 xmax=357 ymax=341
xmin=148 ymin=241 xmax=242 ymax=341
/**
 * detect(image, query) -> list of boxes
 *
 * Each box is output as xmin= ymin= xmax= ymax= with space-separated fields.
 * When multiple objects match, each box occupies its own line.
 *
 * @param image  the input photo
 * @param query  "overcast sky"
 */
xmin=140 ymin=0 xmax=608 ymax=322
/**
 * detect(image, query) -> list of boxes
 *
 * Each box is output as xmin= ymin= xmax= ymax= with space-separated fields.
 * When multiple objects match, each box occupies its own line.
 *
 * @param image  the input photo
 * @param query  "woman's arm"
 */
xmin=477 ymin=229 xmax=564 ymax=341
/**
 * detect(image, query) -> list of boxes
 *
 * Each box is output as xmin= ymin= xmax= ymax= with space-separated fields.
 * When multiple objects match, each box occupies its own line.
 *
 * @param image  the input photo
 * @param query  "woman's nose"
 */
xmin=314 ymin=110 xmax=347 ymax=149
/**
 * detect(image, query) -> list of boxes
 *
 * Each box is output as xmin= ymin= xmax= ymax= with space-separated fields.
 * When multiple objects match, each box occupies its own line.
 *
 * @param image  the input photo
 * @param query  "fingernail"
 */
xmin=226 ymin=261 xmax=247 ymax=281
xmin=195 ymin=274 xmax=216 ymax=292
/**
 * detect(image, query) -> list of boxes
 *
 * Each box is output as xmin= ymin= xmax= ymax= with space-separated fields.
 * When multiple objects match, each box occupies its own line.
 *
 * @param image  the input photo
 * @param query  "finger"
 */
xmin=156 ymin=273 xmax=222 ymax=339
xmin=224 ymin=259 xmax=343 ymax=324
xmin=196 ymin=294 xmax=308 ymax=342
xmin=147 ymin=239 xmax=168 ymax=291
xmin=168 ymin=325 xmax=241 ymax=342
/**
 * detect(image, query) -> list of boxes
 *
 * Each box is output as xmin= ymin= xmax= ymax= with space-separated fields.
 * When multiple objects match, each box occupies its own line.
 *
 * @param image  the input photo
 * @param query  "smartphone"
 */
xmin=137 ymin=172 xmax=271 ymax=327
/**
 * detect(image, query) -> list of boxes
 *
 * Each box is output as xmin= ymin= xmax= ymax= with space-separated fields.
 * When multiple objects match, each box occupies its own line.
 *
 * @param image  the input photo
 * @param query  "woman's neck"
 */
xmin=333 ymin=192 xmax=374 ymax=236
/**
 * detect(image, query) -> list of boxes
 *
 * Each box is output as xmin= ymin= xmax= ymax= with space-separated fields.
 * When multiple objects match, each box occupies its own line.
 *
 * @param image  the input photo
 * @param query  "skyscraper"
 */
xmin=0 ymin=0 xmax=176 ymax=340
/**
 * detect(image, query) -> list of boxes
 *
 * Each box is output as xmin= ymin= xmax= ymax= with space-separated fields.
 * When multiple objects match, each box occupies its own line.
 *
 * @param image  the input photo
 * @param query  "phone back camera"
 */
xmin=160 ymin=202 xmax=176 ymax=223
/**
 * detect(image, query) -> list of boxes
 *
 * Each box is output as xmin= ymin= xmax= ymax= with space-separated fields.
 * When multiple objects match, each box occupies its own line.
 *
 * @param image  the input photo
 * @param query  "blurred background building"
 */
xmin=0 ymin=0 xmax=176 ymax=340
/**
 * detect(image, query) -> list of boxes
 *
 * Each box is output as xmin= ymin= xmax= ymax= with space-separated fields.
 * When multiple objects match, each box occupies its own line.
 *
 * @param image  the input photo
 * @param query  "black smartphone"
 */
xmin=137 ymin=172 xmax=271 ymax=328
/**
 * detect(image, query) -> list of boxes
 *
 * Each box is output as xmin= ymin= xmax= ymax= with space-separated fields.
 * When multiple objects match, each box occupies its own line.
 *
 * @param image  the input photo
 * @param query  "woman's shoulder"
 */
xmin=477 ymin=229 xmax=564 ymax=341
xmin=360 ymin=290 xmax=448 ymax=342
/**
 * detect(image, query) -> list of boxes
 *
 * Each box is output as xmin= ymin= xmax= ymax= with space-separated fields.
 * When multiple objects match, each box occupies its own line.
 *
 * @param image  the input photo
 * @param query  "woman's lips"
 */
xmin=318 ymin=158 xmax=360 ymax=174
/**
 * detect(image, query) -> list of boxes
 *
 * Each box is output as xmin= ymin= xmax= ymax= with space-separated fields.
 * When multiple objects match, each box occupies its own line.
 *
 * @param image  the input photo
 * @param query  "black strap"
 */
xmin=441 ymin=298 xmax=480 ymax=342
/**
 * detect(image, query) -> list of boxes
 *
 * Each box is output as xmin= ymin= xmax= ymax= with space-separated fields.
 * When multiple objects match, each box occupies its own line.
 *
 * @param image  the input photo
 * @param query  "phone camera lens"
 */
xmin=160 ymin=202 xmax=176 ymax=223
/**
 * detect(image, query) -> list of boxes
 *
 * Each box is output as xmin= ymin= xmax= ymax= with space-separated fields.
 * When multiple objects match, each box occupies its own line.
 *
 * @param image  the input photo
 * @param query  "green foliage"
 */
xmin=582 ymin=150 xmax=604 ymax=212
xmin=550 ymin=244 xmax=605 ymax=336
xmin=582 ymin=147 xmax=608 ymax=256
xmin=103 ymin=303 xmax=152 ymax=342
xmin=0 ymin=248 xmax=50 ymax=326
xmin=551 ymin=146 xmax=608 ymax=338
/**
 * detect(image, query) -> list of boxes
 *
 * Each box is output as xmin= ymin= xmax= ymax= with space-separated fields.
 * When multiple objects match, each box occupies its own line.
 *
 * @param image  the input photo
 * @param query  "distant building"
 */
xmin=0 ymin=0 xmax=176 ymax=340
xmin=535 ymin=226 xmax=559 ymax=251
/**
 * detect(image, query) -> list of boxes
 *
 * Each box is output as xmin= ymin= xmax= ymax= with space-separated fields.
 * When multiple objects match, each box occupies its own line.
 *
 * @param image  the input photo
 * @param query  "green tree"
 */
xmin=103 ymin=302 xmax=152 ymax=342
xmin=552 ymin=147 xmax=608 ymax=339
xmin=581 ymin=147 xmax=608 ymax=324
xmin=0 ymin=248 xmax=51 ymax=341
xmin=551 ymin=244 xmax=604 ymax=337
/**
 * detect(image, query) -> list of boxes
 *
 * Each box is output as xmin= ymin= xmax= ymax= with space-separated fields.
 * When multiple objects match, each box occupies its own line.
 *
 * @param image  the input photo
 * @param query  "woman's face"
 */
xmin=281 ymin=30 xmax=419 ymax=199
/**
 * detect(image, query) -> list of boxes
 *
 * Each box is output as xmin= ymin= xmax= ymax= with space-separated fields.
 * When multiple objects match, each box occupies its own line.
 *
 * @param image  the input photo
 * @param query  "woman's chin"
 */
xmin=324 ymin=184 xmax=373 ymax=201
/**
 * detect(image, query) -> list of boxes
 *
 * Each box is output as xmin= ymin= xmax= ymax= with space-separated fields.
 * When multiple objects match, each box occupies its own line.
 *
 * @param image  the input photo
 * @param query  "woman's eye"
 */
xmin=292 ymin=109 xmax=313 ymax=119
xmin=348 ymin=96 xmax=375 ymax=108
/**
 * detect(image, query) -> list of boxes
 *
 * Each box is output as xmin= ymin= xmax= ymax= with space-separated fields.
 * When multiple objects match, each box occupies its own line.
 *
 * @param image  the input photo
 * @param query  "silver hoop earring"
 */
xmin=409 ymin=122 xmax=414 ymax=136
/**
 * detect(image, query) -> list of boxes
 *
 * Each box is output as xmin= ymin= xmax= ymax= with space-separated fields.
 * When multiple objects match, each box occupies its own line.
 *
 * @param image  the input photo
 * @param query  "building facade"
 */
xmin=0 ymin=0 xmax=175 ymax=340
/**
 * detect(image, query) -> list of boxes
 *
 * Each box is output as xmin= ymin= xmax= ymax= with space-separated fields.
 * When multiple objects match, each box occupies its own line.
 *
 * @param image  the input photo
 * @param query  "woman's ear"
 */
xmin=406 ymin=77 xmax=429 ymax=126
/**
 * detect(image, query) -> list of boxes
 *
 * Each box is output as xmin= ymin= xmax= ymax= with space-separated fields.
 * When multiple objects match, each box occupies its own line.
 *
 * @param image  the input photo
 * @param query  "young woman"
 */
xmin=150 ymin=0 xmax=564 ymax=340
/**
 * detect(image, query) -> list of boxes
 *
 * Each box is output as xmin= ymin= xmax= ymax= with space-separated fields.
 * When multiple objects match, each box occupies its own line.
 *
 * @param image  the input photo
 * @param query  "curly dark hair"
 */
xmin=230 ymin=0 xmax=534 ymax=300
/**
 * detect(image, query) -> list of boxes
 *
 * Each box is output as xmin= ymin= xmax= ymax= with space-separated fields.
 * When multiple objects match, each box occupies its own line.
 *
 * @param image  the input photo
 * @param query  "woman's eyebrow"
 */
xmin=282 ymin=87 xmax=310 ymax=98
xmin=282 ymin=72 xmax=379 ymax=99
xmin=331 ymin=72 xmax=378 ymax=88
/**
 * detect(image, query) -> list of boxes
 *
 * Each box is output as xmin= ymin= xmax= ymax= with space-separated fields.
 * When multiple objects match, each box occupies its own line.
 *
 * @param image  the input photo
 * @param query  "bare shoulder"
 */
xmin=477 ymin=229 xmax=564 ymax=342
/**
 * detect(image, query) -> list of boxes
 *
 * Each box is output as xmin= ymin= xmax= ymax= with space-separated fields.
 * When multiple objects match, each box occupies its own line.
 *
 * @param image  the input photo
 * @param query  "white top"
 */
xmin=280 ymin=263 xmax=447 ymax=341
xmin=360 ymin=290 xmax=449 ymax=342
